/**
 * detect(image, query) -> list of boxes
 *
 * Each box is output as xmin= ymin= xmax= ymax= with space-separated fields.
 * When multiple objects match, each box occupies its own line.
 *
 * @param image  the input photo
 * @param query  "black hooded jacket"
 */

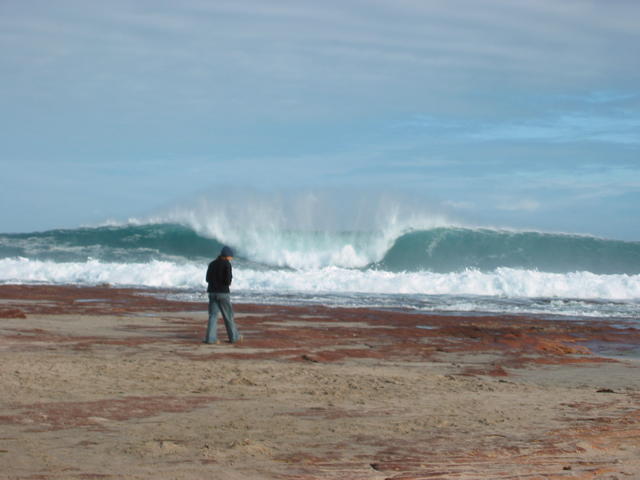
xmin=206 ymin=256 xmax=232 ymax=293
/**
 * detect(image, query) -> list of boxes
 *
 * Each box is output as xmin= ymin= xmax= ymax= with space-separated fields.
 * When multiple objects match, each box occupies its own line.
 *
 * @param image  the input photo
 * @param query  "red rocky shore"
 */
xmin=1 ymin=284 xmax=637 ymax=367
xmin=1 ymin=284 xmax=639 ymax=480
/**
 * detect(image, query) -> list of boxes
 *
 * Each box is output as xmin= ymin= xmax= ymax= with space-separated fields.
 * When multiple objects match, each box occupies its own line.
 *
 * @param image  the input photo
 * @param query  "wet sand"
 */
xmin=1 ymin=284 xmax=639 ymax=479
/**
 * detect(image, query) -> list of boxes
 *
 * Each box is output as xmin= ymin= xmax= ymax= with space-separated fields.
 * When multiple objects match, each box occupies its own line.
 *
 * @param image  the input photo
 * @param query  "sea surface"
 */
xmin=1 ymin=221 xmax=640 ymax=321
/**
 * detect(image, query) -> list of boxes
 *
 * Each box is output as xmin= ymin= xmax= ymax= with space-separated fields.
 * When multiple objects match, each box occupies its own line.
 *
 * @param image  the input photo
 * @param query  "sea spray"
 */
xmin=155 ymin=190 xmax=454 ymax=269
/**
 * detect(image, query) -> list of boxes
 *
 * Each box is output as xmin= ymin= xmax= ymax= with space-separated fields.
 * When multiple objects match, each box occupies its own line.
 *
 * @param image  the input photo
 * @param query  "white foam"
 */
xmin=2 ymin=258 xmax=640 ymax=301
xmin=236 ymin=266 xmax=640 ymax=300
xmin=0 ymin=257 xmax=202 ymax=289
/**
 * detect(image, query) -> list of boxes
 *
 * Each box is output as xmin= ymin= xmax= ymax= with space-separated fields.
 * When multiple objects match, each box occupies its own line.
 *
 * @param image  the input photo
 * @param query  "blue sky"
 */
xmin=1 ymin=0 xmax=639 ymax=238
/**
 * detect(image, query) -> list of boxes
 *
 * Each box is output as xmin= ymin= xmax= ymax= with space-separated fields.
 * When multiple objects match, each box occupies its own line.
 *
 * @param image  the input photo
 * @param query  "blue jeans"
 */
xmin=205 ymin=293 xmax=239 ymax=343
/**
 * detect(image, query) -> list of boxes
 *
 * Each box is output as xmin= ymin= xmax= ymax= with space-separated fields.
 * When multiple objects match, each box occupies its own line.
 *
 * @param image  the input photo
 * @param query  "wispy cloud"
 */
xmin=561 ymin=91 xmax=640 ymax=105
xmin=399 ymin=109 xmax=640 ymax=146
xmin=495 ymin=199 xmax=541 ymax=212
xmin=469 ymin=114 xmax=640 ymax=145
xmin=442 ymin=200 xmax=476 ymax=210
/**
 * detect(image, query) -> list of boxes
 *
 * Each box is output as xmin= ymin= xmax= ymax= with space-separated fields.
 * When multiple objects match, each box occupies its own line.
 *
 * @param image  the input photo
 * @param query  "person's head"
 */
xmin=220 ymin=246 xmax=234 ymax=260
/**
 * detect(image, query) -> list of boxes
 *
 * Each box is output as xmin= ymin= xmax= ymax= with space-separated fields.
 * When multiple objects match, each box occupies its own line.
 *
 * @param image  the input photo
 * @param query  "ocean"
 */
xmin=1 ymin=219 xmax=640 ymax=321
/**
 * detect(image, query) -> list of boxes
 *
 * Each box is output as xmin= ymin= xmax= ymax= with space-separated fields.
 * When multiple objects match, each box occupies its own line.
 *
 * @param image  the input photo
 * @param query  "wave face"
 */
xmin=379 ymin=228 xmax=640 ymax=274
xmin=0 ymin=224 xmax=223 ymax=263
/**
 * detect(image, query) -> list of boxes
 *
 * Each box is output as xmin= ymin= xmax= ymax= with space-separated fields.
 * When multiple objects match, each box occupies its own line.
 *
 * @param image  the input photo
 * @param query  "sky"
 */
xmin=1 ymin=0 xmax=639 ymax=239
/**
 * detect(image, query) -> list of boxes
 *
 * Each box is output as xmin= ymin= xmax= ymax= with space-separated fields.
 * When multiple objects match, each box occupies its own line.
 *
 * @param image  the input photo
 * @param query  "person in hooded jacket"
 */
xmin=204 ymin=246 xmax=241 ymax=344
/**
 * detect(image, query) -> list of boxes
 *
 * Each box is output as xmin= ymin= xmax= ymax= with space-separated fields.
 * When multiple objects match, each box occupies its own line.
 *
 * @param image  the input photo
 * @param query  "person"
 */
xmin=204 ymin=246 xmax=241 ymax=344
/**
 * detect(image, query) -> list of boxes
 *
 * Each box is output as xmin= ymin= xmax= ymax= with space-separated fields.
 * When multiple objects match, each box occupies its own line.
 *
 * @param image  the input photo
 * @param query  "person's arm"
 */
xmin=205 ymin=262 xmax=213 ymax=284
xmin=225 ymin=261 xmax=233 ymax=286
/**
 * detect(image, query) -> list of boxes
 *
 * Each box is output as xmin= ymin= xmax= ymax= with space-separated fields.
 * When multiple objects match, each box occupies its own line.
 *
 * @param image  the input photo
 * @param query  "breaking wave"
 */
xmin=2 ymin=223 xmax=639 ymax=274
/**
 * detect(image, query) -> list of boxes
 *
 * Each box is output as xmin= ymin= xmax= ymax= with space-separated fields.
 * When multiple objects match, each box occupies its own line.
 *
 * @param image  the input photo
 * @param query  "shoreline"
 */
xmin=1 ymin=284 xmax=639 ymax=479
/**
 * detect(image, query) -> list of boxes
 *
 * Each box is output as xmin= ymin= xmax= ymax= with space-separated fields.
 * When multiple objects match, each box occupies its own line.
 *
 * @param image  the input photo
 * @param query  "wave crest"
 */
xmin=153 ymin=191 xmax=453 ymax=269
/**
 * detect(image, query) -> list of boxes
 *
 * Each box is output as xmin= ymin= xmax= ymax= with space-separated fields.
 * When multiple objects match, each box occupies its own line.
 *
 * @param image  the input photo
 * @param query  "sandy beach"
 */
xmin=1 ymin=285 xmax=639 ymax=480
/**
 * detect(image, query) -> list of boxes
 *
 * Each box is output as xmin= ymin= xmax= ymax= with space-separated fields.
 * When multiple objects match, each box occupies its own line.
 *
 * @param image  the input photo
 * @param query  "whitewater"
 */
xmin=1 ymin=195 xmax=639 ymax=320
